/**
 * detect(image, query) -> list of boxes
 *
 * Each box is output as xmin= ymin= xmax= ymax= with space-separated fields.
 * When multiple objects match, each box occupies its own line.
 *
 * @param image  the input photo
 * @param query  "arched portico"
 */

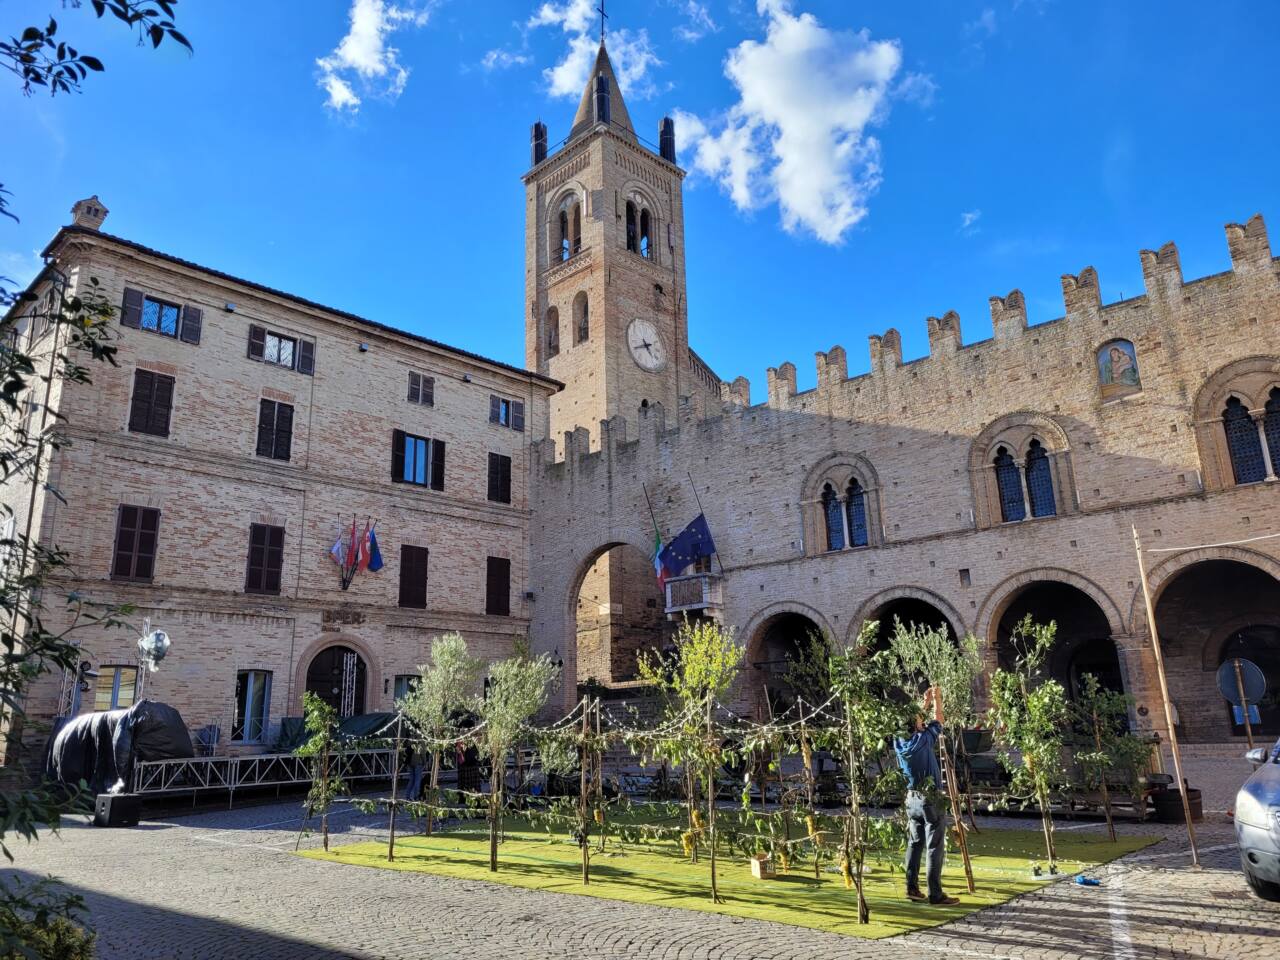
xmin=851 ymin=586 xmax=966 ymax=652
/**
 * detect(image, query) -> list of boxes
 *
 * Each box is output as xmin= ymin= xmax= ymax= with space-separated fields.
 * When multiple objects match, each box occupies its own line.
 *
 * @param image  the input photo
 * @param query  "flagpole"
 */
xmin=641 ymin=483 xmax=662 ymax=540
xmin=686 ymin=472 xmax=726 ymax=576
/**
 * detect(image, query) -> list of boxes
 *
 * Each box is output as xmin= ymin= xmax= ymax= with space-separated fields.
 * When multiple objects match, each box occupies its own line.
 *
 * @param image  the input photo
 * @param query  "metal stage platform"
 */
xmin=131 ymin=748 xmax=396 ymax=804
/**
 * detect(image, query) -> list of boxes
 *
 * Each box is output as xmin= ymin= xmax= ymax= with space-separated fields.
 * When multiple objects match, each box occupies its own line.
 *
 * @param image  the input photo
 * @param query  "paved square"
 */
xmin=4 ymin=797 xmax=1273 ymax=960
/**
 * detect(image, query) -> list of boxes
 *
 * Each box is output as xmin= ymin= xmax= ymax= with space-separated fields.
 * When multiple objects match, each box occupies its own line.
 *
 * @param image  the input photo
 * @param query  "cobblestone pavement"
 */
xmin=3 ymin=795 xmax=1274 ymax=960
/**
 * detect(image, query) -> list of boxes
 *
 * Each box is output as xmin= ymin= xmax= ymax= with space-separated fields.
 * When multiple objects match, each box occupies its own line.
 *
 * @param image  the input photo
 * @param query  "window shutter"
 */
xmin=247 ymin=324 xmax=266 ymax=360
xmin=149 ymin=374 xmax=173 ymax=437
xmin=256 ymin=399 xmax=277 ymax=458
xmin=391 ymin=429 xmax=406 ymax=483
xmin=128 ymin=370 xmax=154 ymax=433
xmin=408 ymin=372 xmax=421 ymax=404
xmin=489 ymin=395 xmax=501 ymax=424
xmin=297 ymin=339 xmax=315 ymax=376
xmin=112 ymin=506 xmax=138 ymax=578
xmin=246 ymin=524 xmax=266 ymax=592
xmin=135 ymin=508 xmax=159 ymax=581
xmin=501 ymin=455 xmax=512 ymax=503
xmin=121 ymin=288 xmax=143 ymax=329
xmin=274 ymin=403 xmax=294 ymax=461
xmin=512 ymin=401 xmax=525 ymax=433
xmin=487 ymin=452 xmax=499 ymax=502
xmin=423 ymin=377 xmax=434 ymax=406
xmin=486 ymin=557 xmax=511 ymax=616
xmin=179 ymin=305 xmax=202 ymax=344
xmin=265 ymin=526 xmax=284 ymax=593
xmin=430 ymin=439 xmax=446 ymax=491
xmin=398 ymin=544 xmax=429 ymax=609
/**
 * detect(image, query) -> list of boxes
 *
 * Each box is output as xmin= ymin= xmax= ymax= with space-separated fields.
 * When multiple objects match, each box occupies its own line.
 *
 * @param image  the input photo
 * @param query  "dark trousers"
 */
xmin=904 ymin=791 xmax=945 ymax=902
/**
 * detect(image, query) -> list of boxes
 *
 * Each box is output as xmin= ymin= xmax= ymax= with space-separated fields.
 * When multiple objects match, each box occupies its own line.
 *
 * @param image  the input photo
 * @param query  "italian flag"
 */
xmin=653 ymin=529 xmax=667 ymax=592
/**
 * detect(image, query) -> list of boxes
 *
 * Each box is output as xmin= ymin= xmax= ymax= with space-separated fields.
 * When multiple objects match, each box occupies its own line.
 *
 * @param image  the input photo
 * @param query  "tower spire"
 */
xmin=597 ymin=1 xmax=607 ymax=44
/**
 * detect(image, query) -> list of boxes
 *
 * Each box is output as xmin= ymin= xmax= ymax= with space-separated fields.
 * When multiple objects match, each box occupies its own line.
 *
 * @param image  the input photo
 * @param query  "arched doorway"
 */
xmin=995 ymin=581 xmax=1124 ymax=700
xmin=1153 ymin=559 xmax=1280 ymax=740
xmin=574 ymin=544 xmax=669 ymax=685
xmin=749 ymin=611 xmax=824 ymax=716
xmin=305 ymin=645 xmax=368 ymax=717
xmin=862 ymin=596 xmax=957 ymax=654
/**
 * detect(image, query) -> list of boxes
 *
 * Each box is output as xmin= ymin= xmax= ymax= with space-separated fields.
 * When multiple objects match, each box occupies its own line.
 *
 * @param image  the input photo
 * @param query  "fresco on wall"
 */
xmin=1098 ymin=339 xmax=1141 ymax=400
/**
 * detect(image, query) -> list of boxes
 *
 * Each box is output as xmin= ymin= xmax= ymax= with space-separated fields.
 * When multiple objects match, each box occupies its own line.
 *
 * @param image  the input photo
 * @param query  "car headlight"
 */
xmin=1236 ymin=789 xmax=1272 ymax=829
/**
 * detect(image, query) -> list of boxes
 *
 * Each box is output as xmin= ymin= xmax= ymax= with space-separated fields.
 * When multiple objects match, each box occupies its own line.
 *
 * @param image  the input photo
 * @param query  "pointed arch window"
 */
xmin=639 ymin=208 xmax=652 ymax=258
xmin=1224 ymin=396 xmax=1267 ymax=484
xmin=625 ymin=201 xmax=638 ymax=253
xmin=559 ymin=210 xmax=570 ymax=262
xmin=1264 ymin=388 xmax=1280 ymax=472
xmin=1025 ymin=439 xmax=1056 ymax=518
xmin=575 ymin=293 xmax=589 ymax=344
xmin=546 ymin=307 xmax=559 ymax=358
xmin=821 ymin=483 xmax=845 ymax=551
xmin=845 ymin=479 xmax=868 ymax=547
xmin=994 ymin=446 xmax=1026 ymax=523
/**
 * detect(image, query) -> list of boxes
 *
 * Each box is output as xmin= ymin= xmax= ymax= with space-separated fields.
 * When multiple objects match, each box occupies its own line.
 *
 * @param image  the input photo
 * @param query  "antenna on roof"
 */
xmin=597 ymin=0 xmax=608 ymax=44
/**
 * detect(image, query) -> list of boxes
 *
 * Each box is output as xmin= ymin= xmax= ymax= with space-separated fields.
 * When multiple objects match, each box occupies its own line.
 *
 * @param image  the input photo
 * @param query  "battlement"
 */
xmin=539 ymin=212 xmax=1276 ymax=470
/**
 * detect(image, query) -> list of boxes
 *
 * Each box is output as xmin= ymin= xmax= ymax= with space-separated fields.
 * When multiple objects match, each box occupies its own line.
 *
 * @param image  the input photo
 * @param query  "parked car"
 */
xmin=1235 ymin=737 xmax=1280 ymax=901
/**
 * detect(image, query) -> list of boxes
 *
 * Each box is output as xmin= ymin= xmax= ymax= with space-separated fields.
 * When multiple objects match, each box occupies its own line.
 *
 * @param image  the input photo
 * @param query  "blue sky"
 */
xmin=3 ymin=1 xmax=1278 ymax=400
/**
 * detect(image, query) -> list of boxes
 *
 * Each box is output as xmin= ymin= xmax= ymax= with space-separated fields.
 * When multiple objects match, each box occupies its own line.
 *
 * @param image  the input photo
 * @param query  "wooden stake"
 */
xmin=1233 ymin=658 xmax=1255 ymax=750
xmin=1132 ymin=525 xmax=1200 ymax=866
xmin=580 ymin=700 xmax=591 ymax=884
xmin=387 ymin=719 xmax=402 ymax=862
xmin=1093 ymin=706 xmax=1117 ymax=843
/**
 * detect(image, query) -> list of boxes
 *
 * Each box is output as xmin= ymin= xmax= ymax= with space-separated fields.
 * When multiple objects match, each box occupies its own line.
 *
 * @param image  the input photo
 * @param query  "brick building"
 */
xmin=6 ymin=42 xmax=1279 ymax=755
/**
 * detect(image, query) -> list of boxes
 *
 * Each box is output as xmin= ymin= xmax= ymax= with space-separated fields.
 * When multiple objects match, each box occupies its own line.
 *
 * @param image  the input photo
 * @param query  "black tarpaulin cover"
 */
xmin=44 ymin=699 xmax=194 ymax=794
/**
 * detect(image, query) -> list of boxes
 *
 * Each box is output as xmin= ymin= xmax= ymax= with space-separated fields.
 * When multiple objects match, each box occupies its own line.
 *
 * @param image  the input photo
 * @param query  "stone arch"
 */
xmin=1128 ymin=545 xmax=1280 ymax=637
xmin=849 ymin=586 xmax=967 ymax=648
xmin=566 ymin=537 xmax=668 ymax=685
xmin=976 ymin=567 xmax=1124 ymax=646
xmin=1191 ymin=356 xmax=1280 ymax=491
xmin=800 ymin=453 xmax=884 ymax=554
xmin=548 ymin=184 xmax=586 ymax=262
xmin=742 ymin=602 xmax=834 ymax=716
xmin=968 ymin=412 xmax=1076 ymax=529
xmin=742 ymin=601 xmax=836 ymax=661
xmin=292 ymin=633 xmax=381 ymax=716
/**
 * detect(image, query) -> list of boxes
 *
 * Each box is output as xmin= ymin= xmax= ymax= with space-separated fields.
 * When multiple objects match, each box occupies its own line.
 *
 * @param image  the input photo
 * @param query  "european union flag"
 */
xmin=659 ymin=513 xmax=716 ymax=577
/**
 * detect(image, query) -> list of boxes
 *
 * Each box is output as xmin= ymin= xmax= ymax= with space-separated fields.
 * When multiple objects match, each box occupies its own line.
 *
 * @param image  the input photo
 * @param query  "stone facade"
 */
xmin=4 ymin=227 xmax=556 ymax=755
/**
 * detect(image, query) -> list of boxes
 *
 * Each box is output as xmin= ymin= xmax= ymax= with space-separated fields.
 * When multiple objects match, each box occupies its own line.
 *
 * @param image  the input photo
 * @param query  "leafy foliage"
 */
xmin=0 ymin=877 xmax=94 ymax=960
xmin=986 ymin=616 xmax=1068 ymax=865
xmin=889 ymin=619 xmax=983 ymax=728
xmin=1071 ymin=674 xmax=1150 ymax=841
xmin=2 ymin=1 xmax=191 ymax=98
xmin=296 ymin=692 xmax=348 ymax=852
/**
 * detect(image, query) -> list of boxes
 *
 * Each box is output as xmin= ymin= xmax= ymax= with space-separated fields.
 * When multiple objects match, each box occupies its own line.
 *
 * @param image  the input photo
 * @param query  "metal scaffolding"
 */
xmin=131 ymin=748 xmax=395 ymax=804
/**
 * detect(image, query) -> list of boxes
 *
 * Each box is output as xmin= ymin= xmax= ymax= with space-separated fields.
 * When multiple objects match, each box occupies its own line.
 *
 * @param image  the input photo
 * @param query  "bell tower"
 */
xmin=523 ymin=42 xmax=712 ymax=449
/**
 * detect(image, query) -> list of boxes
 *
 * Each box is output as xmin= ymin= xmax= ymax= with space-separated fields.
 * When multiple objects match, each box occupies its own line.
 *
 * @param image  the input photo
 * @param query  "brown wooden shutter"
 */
xmin=274 ymin=403 xmax=294 ymax=461
xmin=135 ymin=508 xmax=159 ymax=581
xmin=247 ymin=324 xmax=266 ymax=360
xmin=398 ymin=544 xmax=429 ymax=609
xmin=256 ymin=399 xmax=277 ymax=457
xmin=422 ymin=376 xmax=434 ymax=406
xmin=430 ymin=439 xmax=445 ymax=491
xmin=408 ymin=372 xmax=421 ymax=403
xmin=297 ymin=339 xmax=315 ymax=376
xmin=121 ymin=288 xmax=143 ymax=329
xmin=489 ymin=395 xmax=501 ymax=423
xmin=512 ymin=401 xmax=525 ymax=433
xmin=500 ymin=454 xmax=512 ymax=503
xmin=486 ymin=557 xmax=511 ymax=616
xmin=487 ymin=452 xmax=499 ymax=502
xmin=128 ymin=370 xmax=154 ymax=433
xmin=149 ymin=374 xmax=173 ymax=437
xmin=264 ymin=525 xmax=284 ymax=593
xmin=112 ymin=505 xmax=138 ymax=578
xmin=179 ymin=305 xmax=202 ymax=344
xmin=245 ymin=524 xmax=266 ymax=592
xmin=391 ymin=429 xmax=406 ymax=482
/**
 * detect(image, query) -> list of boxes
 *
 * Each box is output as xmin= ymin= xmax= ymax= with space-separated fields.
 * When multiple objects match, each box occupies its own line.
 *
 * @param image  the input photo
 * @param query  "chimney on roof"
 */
xmin=70 ymin=195 xmax=108 ymax=230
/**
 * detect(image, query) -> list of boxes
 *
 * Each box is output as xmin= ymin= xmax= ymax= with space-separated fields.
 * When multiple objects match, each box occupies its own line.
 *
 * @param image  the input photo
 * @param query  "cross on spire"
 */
xmin=597 ymin=0 xmax=608 ymax=44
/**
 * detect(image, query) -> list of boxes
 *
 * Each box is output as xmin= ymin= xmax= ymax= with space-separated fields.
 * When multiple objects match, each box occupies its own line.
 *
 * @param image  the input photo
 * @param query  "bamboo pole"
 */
xmin=1233 ymin=658 xmax=1255 ymax=750
xmin=1132 ymin=525 xmax=1200 ymax=866
xmin=580 ymin=700 xmax=591 ymax=884
xmin=1093 ymin=706 xmax=1117 ymax=843
xmin=706 ymin=693 xmax=722 ymax=903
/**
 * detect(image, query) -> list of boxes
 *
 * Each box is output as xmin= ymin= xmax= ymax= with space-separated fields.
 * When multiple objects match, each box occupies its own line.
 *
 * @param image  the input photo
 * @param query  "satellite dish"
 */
xmin=138 ymin=624 xmax=171 ymax=673
xmin=1217 ymin=657 xmax=1265 ymax=706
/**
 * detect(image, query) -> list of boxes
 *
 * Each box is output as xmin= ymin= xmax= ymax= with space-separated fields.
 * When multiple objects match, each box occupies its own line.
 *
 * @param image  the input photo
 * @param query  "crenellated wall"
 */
xmin=529 ymin=215 xmax=1280 ymax=742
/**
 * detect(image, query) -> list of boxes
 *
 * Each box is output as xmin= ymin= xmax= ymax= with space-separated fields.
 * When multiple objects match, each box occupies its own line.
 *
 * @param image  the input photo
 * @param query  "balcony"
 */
xmin=664 ymin=573 xmax=724 ymax=619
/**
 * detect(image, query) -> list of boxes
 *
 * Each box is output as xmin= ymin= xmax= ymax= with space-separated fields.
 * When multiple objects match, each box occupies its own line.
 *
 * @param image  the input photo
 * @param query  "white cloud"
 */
xmin=965 ymin=8 xmax=998 ymax=37
xmin=675 ymin=1 xmax=718 ymax=43
xmin=482 ymin=48 xmax=532 ymax=71
xmin=676 ymin=1 xmax=906 ymax=244
xmin=528 ymin=0 xmax=662 ymax=100
xmin=316 ymin=0 xmax=434 ymax=113
xmin=959 ymin=209 xmax=982 ymax=236
xmin=895 ymin=71 xmax=937 ymax=108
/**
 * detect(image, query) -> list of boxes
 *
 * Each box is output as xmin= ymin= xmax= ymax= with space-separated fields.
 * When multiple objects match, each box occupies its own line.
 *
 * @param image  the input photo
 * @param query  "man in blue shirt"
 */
xmin=894 ymin=685 xmax=959 ymax=905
